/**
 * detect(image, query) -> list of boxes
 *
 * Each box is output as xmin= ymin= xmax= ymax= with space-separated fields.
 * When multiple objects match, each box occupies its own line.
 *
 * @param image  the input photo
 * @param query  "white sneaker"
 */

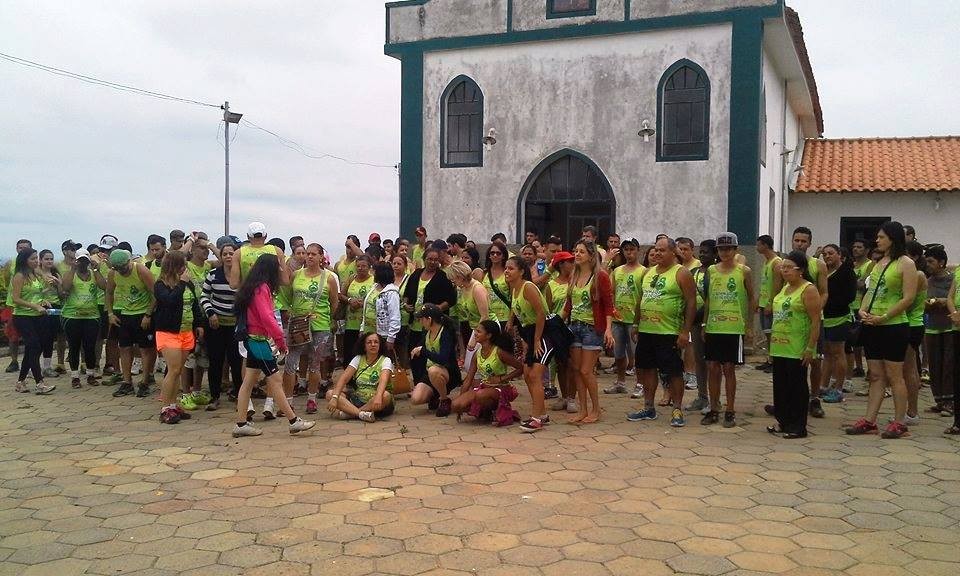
xmin=358 ymin=411 xmax=376 ymax=423
xmin=566 ymin=399 xmax=580 ymax=413
xmin=625 ymin=367 xmax=636 ymax=376
xmin=247 ymin=399 xmax=256 ymax=421
xmin=630 ymin=385 xmax=644 ymax=399
xmin=684 ymin=373 xmax=698 ymax=390
xmin=549 ymin=398 xmax=568 ymax=411
xmin=35 ymin=382 xmax=56 ymax=395
xmin=333 ymin=410 xmax=352 ymax=420
xmin=131 ymin=358 xmax=142 ymax=375
xmin=888 ymin=414 xmax=920 ymax=426
xmin=289 ymin=417 xmax=316 ymax=434
xmin=232 ymin=423 xmax=262 ymax=437
xmin=262 ymin=398 xmax=276 ymax=420
xmin=603 ymin=382 xmax=627 ymax=394
xmin=155 ymin=357 xmax=166 ymax=374
xmin=842 ymin=380 xmax=854 ymax=393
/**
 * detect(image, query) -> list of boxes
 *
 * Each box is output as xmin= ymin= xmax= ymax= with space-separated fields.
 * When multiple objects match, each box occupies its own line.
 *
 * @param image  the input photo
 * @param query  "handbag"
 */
xmin=849 ymin=260 xmax=893 ymax=345
xmin=289 ymin=271 xmax=325 ymax=347
xmin=391 ymin=366 xmax=412 ymax=395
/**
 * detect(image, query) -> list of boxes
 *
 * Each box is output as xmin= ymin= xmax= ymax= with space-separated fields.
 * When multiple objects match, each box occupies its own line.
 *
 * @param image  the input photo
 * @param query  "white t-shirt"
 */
xmin=348 ymin=355 xmax=394 ymax=373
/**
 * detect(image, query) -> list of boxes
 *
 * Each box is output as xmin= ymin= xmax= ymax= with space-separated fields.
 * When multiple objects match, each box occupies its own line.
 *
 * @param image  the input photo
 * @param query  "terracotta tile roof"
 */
xmin=795 ymin=136 xmax=960 ymax=193
xmin=785 ymin=7 xmax=824 ymax=136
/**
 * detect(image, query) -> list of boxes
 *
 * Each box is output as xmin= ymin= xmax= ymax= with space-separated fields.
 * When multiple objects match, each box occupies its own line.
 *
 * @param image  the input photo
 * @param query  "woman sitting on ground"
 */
xmin=409 ymin=303 xmax=462 ymax=416
xmin=453 ymin=320 xmax=523 ymax=422
xmin=325 ymin=332 xmax=395 ymax=422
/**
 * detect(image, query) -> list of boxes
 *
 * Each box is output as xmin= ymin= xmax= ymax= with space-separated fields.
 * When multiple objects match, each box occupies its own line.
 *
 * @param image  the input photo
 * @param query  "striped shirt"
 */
xmin=200 ymin=266 xmax=237 ymax=321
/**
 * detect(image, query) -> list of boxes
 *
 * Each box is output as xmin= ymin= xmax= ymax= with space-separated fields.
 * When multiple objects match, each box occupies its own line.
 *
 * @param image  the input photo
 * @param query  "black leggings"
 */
xmin=772 ymin=356 xmax=809 ymax=435
xmin=13 ymin=315 xmax=44 ymax=382
xmin=63 ymin=318 xmax=99 ymax=371
xmin=206 ymin=323 xmax=242 ymax=400
xmin=40 ymin=314 xmax=59 ymax=359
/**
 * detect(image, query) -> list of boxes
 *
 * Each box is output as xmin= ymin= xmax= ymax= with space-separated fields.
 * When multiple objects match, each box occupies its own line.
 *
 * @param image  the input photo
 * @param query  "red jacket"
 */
xmin=564 ymin=269 xmax=615 ymax=335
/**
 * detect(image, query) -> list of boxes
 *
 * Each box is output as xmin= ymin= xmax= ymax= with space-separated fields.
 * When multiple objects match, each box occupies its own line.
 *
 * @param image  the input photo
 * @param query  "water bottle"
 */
xmin=46 ymin=308 xmax=62 ymax=316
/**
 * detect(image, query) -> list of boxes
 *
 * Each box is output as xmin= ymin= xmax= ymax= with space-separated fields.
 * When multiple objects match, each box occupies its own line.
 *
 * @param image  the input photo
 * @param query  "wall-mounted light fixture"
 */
xmin=482 ymin=128 xmax=497 ymax=151
xmin=637 ymin=119 xmax=655 ymax=142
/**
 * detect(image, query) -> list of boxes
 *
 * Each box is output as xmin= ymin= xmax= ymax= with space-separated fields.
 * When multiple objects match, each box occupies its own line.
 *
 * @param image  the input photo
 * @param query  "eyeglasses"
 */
xmin=489 ymin=251 xmax=503 ymax=256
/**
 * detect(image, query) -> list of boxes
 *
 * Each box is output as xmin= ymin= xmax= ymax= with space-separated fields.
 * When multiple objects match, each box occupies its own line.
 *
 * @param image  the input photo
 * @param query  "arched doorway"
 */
xmin=517 ymin=150 xmax=616 ymax=247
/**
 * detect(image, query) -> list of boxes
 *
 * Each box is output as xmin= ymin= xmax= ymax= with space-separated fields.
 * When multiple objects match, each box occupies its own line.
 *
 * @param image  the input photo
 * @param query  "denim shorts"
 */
xmin=569 ymin=320 xmax=603 ymax=351
xmin=611 ymin=322 xmax=633 ymax=360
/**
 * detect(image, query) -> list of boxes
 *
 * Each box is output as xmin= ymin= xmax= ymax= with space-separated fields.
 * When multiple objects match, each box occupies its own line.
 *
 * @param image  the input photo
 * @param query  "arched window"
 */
xmin=440 ymin=76 xmax=483 ymax=168
xmin=657 ymin=59 xmax=710 ymax=161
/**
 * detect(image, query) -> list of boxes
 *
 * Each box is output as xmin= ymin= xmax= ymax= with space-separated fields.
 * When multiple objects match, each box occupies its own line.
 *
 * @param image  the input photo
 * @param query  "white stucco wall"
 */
xmin=512 ymin=0 xmax=625 ymax=31
xmin=632 ymin=0 xmax=776 ymax=20
xmin=420 ymin=25 xmax=733 ymax=242
xmin=789 ymin=192 xmax=960 ymax=255
xmin=389 ymin=0 xmax=508 ymax=44
xmin=758 ymin=48 xmax=802 ymax=251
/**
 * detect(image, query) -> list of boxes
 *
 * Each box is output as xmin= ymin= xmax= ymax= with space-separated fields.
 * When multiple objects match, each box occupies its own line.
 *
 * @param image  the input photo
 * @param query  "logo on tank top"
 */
xmin=726 ymin=278 xmax=737 ymax=292
xmin=368 ymin=368 xmax=379 ymax=384
xmin=308 ymin=281 xmax=319 ymax=295
xmin=774 ymin=297 xmax=792 ymax=323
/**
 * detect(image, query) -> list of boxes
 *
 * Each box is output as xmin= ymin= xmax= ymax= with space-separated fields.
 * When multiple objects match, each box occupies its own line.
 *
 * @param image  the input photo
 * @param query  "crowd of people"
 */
xmin=1 ymin=220 xmax=957 ymax=440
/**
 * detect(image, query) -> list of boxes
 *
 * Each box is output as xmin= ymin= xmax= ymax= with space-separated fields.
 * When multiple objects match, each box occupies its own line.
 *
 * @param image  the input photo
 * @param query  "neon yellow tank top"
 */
xmin=485 ymin=271 xmax=510 ymax=323
xmin=759 ymin=256 xmax=782 ymax=308
xmin=511 ymin=281 xmax=547 ymax=327
xmin=637 ymin=264 xmax=684 ymax=335
xmin=113 ymin=268 xmax=151 ymax=315
xmin=425 ymin=326 xmax=443 ymax=368
xmin=908 ymin=274 xmax=926 ymax=328
xmin=868 ymin=259 xmax=907 ymax=325
xmin=705 ymin=264 xmax=749 ymax=335
xmin=409 ymin=276 xmax=428 ymax=332
xmin=771 ymin=282 xmax=812 ymax=360
xmin=13 ymin=275 xmax=45 ymax=317
xmin=239 ymin=245 xmax=278 ymax=280
xmin=569 ymin=276 xmax=594 ymax=325
xmin=613 ymin=264 xmax=646 ymax=324
xmin=476 ymin=345 xmax=508 ymax=381
xmin=62 ymin=273 xmax=99 ymax=320
xmin=547 ymin=278 xmax=569 ymax=316
xmin=346 ymin=275 xmax=373 ymax=330
xmin=290 ymin=269 xmax=331 ymax=331
xmin=461 ymin=282 xmax=482 ymax=329
xmin=362 ymin=285 xmax=383 ymax=332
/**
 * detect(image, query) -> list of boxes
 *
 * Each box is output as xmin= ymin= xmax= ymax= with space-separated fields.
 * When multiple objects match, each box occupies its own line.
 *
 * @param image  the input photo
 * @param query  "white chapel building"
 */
xmin=384 ymin=0 xmax=823 ymax=248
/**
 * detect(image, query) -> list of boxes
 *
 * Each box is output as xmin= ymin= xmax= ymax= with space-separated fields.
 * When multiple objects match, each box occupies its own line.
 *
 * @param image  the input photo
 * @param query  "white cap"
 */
xmin=75 ymin=249 xmax=91 ymax=260
xmin=247 ymin=222 xmax=266 ymax=238
xmin=99 ymin=235 xmax=119 ymax=250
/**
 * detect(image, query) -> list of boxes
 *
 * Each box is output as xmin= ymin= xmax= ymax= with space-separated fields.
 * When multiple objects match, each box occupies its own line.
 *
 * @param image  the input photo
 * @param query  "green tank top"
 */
xmin=409 ymin=276 xmax=429 ymax=332
xmin=13 ymin=275 xmax=45 ymax=317
xmin=807 ymin=256 xmax=821 ymax=284
xmin=96 ymin=261 xmax=108 ymax=306
xmin=186 ymin=261 xmax=211 ymax=287
xmin=851 ymin=260 xmax=871 ymax=311
xmin=867 ymin=259 xmax=907 ymax=325
xmin=412 ymin=245 xmax=425 ymax=268
xmin=692 ymin=267 xmax=706 ymax=310
xmin=908 ymin=274 xmax=926 ymax=328
xmin=485 ymin=272 xmax=510 ymax=323
xmin=239 ymin=245 xmax=277 ymax=280
xmin=336 ymin=258 xmax=357 ymax=288
xmin=637 ymin=264 xmax=684 ymax=335
xmin=569 ymin=276 xmax=595 ymax=325
xmin=613 ymin=265 xmax=646 ymax=324
xmin=547 ymin=278 xmax=568 ymax=316
xmin=354 ymin=355 xmax=391 ymax=402
xmin=290 ymin=269 xmax=331 ymax=331
xmin=461 ymin=282 xmax=482 ymax=329
xmin=705 ymin=264 xmax=749 ymax=335
xmin=62 ymin=273 xmax=99 ymax=320
xmin=476 ymin=346 xmax=508 ymax=381
xmin=41 ymin=274 xmax=61 ymax=307
xmin=398 ymin=274 xmax=411 ymax=326
xmin=145 ymin=259 xmax=163 ymax=280
xmin=425 ymin=326 xmax=443 ymax=368
xmin=511 ymin=281 xmax=547 ymax=327
xmin=759 ymin=256 xmax=782 ymax=308
xmin=346 ymin=275 xmax=373 ymax=330
xmin=113 ymin=268 xmax=151 ymax=315
xmin=771 ymin=282 xmax=813 ymax=359
xmin=362 ymin=285 xmax=383 ymax=332
xmin=178 ymin=283 xmax=197 ymax=333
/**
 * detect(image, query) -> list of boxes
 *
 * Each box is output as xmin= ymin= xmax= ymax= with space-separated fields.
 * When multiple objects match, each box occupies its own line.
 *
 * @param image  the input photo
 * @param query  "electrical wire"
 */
xmin=0 ymin=51 xmax=220 ymax=108
xmin=240 ymin=119 xmax=396 ymax=169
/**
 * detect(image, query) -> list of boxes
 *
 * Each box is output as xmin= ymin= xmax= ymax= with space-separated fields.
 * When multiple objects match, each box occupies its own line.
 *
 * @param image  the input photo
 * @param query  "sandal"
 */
xmin=944 ymin=426 xmax=960 ymax=436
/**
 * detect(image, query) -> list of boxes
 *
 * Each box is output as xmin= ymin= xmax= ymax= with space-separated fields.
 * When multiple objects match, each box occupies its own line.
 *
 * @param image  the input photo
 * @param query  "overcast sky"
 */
xmin=1 ymin=1 xmax=957 ymax=260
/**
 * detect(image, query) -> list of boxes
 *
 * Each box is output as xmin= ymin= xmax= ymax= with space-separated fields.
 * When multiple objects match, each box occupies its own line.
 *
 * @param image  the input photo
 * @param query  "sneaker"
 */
xmin=700 ymin=411 xmax=719 ymax=425
xmin=179 ymin=393 xmax=198 ymax=410
xmin=159 ymin=407 xmax=180 ymax=424
xmin=289 ymin=417 xmax=316 ymax=434
xmin=602 ymin=366 xmax=617 ymax=375
xmin=723 ymin=411 xmax=737 ymax=428
xmin=333 ymin=410 xmax=352 ymax=420
xmin=852 ymin=367 xmax=865 ymax=378
xmin=136 ymin=382 xmax=150 ymax=398
xmin=842 ymin=380 xmax=855 ymax=393
xmin=604 ymin=382 xmax=627 ymax=394
xmin=686 ymin=397 xmax=708 ymax=412
xmin=155 ymin=357 xmax=166 ymax=373
xmin=87 ymin=375 xmax=100 ymax=387
xmin=305 ymin=398 xmax=318 ymax=414
xmin=191 ymin=390 xmax=211 ymax=405
xmin=71 ymin=377 xmax=81 ymax=389
xmin=670 ymin=408 xmax=686 ymax=427
xmin=15 ymin=380 xmax=29 ymax=393
xmin=42 ymin=367 xmax=58 ymax=379
xmin=845 ymin=418 xmax=878 ymax=435
xmin=629 ymin=385 xmax=644 ymax=400
xmin=821 ymin=389 xmax=844 ymax=404
xmin=549 ymin=398 xmax=568 ymax=411
xmin=247 ymin=400 xmax=256 ymax=422
xmin=34 ymin=382 xmax=56 ymax=395
xmin=436 ymin=398 xmax=452 ymax=417
xmin=880 ymin=421 xmax=909 ymax=439
xmin=888 ymin=414 xmax=921 ymax=426
xmin=55 ymin=364 xmax=66 ymax=374
xmin=626 ymin=408 xmax=657 ymax=422
xmin=358 ymin=410 xmax=376 ymax=423
xmin=519 ymin=417 xmax=543 ymax=433
xmin=262 ymin=398 xmax=276 ymax=420
xmin=233 ymin=423 xmax=262 ymax=437
xmin=565 ymin=399 xmax=580 ymax=414
xmin=543 ymin=386 xmax=559 ymax=399
xmin=754 ymin=361 xmax=772 ymax=371
xmin=174 ymin=406 xmax=192 ymax=420
xmin=5 ymin=361 xmax=20 ymax=373
xmin=855 ymin=388 xmax=870 ymax=397
xmin=625 ymin=367 xmax=636 ymax=376
xmin=131 ymin=358 xmax=142 ymax=375
xmin=809 ymin=398 xmax=825 ymax=418
xmin=205 ymin=399 xmax=220 ymax=411
xmin=112 ymin=382 xmax=134 ymax=397
xmin=683 ymin=373 xmax=697 ymax=390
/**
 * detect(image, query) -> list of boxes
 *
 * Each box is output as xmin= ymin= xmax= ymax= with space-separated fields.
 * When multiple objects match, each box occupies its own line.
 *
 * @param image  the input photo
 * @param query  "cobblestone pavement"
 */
xmin=1 ymin=362 xmax=959 ymax=576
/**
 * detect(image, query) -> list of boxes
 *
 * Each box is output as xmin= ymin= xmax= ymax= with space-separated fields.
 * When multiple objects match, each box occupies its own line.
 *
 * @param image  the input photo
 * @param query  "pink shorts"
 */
xmin=156 ymin=331 xmax=195 ymax=352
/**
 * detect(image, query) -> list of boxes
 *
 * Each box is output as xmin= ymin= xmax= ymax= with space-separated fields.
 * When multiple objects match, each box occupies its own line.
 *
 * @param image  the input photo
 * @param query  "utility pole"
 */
xmin=222 ymin=101 xmax=242 ymax=236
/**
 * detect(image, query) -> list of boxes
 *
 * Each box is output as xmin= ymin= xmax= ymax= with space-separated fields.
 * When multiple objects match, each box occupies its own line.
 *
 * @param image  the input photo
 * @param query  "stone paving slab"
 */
xmin=1 ymin=362 xmax=959 ymax=575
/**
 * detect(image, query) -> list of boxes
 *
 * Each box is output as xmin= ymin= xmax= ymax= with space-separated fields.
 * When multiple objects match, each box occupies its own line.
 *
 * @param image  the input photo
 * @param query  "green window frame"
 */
xmin=546 ymin=0 xmax=597 ymax=19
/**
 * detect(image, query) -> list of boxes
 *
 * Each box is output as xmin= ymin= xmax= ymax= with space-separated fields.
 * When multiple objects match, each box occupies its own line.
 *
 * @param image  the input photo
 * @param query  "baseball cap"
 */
xmin=716 ymin=232 xmax=739 ymax=248
xmin=550 ymin=251 xmax=575 ymax=267
xmin=99 ymin=235 xmax=119 ymax=250
xmin=108 ymin=249 xmax=132 ymax=267
xmin=415 ymin=226 xmax=427 ymax=236
xmin=75 ymin=248 xmax=91 ymax=261
xmin=414 ymin=303 xmax=443 ymax=320
xmin=247 ymin=222 xmax=267 ymax=238
xmin=216 ymin=235 xmax=239 ymax=250
xmin=61 ymin=239 xmax=82 ymax=252
xmin=369 ymin=233 xmax=381 ymax=243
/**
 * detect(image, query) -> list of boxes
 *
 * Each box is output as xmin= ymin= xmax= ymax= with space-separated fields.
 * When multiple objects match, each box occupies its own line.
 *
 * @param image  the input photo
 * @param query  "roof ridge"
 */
xmin=804 ymin=136 xmax=960 ymax=142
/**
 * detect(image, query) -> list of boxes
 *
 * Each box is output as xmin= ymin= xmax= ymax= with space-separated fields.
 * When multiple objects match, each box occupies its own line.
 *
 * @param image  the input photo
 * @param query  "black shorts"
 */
xmin=823 ymin=321 xmax=850 ymax=343
xmin=635 ymin=332 xmax=683 ymax=376
xmin=861 ymin=323 xmax=910 ymax=362
xmin=346 ymin=388 xmax=395 ymax=418
xmin=118 ymin=313 xmax=153 ymax=348
xmin=704 ymin=333 xmax=744 ymax=364
xmin=908 ymin=326 xmax=925 ymax=349
xmin=518 ymin=324 xmax=556 ymax=367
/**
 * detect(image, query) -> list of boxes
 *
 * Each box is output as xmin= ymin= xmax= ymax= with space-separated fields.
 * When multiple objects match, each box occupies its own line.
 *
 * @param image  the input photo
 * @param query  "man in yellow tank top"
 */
xmin=228 ymin=222 xmax=289 ymax=289
xmin=754 ymin=235 xmax=783 ymax=373
xmin=791 ymin=226 xmax=828 ymax=418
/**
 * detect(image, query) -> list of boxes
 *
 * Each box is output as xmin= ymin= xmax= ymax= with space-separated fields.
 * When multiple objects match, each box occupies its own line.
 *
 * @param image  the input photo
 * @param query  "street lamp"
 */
xmin=222 ymin=101 xmax=243 ymax=235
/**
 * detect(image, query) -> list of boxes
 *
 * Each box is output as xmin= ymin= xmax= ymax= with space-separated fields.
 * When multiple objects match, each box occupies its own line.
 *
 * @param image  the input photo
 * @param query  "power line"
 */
xmin=0 ymin=51 xmax=220 ymax=108
xmin=240 ymin=119 xmax=396 ymax=169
